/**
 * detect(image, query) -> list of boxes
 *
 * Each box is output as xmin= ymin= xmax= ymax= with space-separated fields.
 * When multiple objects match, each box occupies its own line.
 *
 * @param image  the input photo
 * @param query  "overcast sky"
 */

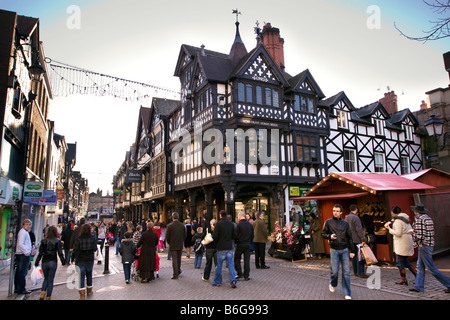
xmin=2 ymin=0 xmax=449 ymax=194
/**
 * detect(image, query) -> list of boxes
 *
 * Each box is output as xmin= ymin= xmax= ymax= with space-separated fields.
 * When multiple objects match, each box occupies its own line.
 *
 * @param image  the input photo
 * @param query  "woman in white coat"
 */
xmin=385 ymin=206 xmax=417 ymax=285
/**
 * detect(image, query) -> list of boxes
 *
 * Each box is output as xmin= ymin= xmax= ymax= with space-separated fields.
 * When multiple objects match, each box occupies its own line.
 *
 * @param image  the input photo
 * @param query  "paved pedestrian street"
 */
xmin=2 ymin=245 xmax=449 ymax=306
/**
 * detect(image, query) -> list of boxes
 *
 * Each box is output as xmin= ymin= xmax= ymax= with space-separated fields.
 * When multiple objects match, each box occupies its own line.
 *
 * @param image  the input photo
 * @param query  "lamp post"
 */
xmin=425 ymin=115 xmax=448 ymax=151
xmin=8 ymin=55 xmax=45 ymax=297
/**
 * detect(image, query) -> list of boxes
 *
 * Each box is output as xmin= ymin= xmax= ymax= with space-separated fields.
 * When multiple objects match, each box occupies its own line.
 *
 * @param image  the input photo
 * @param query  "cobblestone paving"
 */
xmin=1 ymin=247 xmax=449 ymax=301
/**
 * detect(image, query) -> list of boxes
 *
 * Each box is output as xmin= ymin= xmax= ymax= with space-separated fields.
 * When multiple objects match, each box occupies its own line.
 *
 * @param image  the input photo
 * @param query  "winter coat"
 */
xmin=119 ymin=238 xmax=137 ymax=264
xmin=388 ymin=213 xmax=414 ymax=257
xmin=137 ymin=229 xmax=159 ymax=273
xmin=213 ymin=217 xmax=237 ymax=251
xmin=309 ymin=218 xmax=325 ymax=254
xmin=166 ymin=220 xmax=186 ymax=251
xmin=60 ymin=227 xmax=73 ymax=250
xmin=345 ymin=213 xmax=366 ymax=244
xmin=236 ymin=219 xmax=254 ymax=246
xmin=253 ymin=218 xmax=268 ymax=243
xmin=72 ymin=233 xmax=97 ymax=263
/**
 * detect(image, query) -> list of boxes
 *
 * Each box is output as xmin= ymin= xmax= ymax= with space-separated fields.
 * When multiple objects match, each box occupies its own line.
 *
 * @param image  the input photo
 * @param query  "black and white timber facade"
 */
xmin=114 ymin=20 xmax=423 ymax=230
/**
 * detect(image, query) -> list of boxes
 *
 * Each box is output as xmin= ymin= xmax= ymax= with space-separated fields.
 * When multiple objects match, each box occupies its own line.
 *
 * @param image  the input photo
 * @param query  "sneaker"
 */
xmin=231 ymin=283 xmax=237 ymax=288
xmin=329 ymin=284 xmax=335 ymax=293
xmin=344 ymin=295 xmax=352 ymax=300
xmin=202 ymin=277 xmax=209 ymax=282
xmin=212 ymin=283 xmax=221 ymax=287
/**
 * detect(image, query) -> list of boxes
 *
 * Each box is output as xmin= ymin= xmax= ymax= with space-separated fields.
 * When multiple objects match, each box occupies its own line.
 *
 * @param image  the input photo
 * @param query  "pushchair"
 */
xmin=131 ymin=247 xmax=141 ymax=282
xmin=132 ymin=248 xmax=160 ymax=281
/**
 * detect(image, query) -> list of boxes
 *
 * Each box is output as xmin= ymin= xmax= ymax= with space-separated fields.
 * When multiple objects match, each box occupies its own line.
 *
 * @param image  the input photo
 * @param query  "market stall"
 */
xmin=291 ymin=172 xmax=435 ymax=262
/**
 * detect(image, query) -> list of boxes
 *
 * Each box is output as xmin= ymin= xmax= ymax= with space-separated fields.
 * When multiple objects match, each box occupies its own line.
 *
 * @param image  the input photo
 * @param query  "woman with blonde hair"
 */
xmin=385 ymin=206 xmax=416 ymax=285
xmin=202 ymin=219 xmax=217 ymax=282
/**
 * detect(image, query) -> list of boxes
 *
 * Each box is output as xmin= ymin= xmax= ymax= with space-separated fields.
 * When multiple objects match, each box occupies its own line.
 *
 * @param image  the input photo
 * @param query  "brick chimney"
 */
xmin=260 ymin=23 xmax=285 ymax=70
xmin=379 ymin=91 xmax=398 ymax=114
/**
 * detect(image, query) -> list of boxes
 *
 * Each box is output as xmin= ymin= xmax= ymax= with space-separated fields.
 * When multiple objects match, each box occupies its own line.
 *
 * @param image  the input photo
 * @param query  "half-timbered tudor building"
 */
xmin=166 ymin=21 xmax=330 ymax=228
xmin=323 ymin=91 xmax=422 ymax=175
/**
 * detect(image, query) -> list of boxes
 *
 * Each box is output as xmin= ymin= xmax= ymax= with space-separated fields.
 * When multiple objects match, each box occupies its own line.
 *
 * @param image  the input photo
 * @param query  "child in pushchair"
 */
xmin=132 ymin=248 xmax=159 ymax=281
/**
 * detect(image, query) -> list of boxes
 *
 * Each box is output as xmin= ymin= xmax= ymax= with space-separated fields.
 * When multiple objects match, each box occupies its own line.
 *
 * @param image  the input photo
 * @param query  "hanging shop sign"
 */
xmin=23 ymin=181 xmax=44 ymax=203
xmin=125 ymin=169 xmax=142 ymax=184
xmin=0 ymin=176 xmax=22 ymax=205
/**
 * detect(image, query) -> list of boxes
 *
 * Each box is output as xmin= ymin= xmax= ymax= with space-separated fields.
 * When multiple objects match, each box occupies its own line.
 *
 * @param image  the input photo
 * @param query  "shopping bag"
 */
xmin=30 ymin=265 xmax=43 ymax=286
xmin=361 ymin=244 xmax=378 ymax=265
xmin=96 ymin=244 xmax=103 ymax=261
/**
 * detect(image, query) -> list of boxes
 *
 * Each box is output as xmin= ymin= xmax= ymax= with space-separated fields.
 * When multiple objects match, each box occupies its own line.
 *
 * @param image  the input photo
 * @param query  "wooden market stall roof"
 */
xmin=291 ymin=172 xmax=435 ymax=200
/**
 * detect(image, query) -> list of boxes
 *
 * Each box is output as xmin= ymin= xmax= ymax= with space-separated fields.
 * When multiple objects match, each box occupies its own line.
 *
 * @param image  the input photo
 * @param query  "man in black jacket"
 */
xmin=322 ymin=204 xmax=356 ymax=300
xmin=234 ymin=211 xmax=254 ymax=281
xmin=212 ymin=210 xmax=237 ymax=288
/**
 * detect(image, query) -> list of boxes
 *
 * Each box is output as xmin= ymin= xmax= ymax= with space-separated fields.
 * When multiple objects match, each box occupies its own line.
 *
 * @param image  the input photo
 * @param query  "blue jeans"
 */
xmin=41 ymin=261 xmax=57 ymax=296
xmin=14 ymin=254 xmax=30 ymax=293
xmin=414 ymin=245 xmax=450 ymax=292
xmin=330 ymin=248 xmax=351 ymax=297
xmin=194 ymin=252 xmax=203 ymax=268
xmin=213 ymin=249 xmax=236 ymax=286
xmin=77 ymin=261 xmax=94 ymax=289
xmin=123 ymin=263 xmax=131 ymax=282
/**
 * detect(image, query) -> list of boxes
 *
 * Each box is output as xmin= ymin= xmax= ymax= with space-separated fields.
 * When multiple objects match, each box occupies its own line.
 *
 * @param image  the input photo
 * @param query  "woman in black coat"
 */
xmin=137 ymin=222 xmax=159 ymax=283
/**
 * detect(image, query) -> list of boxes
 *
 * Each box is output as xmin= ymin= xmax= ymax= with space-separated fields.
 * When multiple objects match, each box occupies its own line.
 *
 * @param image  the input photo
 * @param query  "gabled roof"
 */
xmin=152 ymin=98 xmax=180 ymax=117
xmin=385 ymin=108 xmax=419 ymax=131
xmin=285 ymin=69 xmax=325 ymax=99
xmin=318 ymin=91 xmax=355 ymax=110
xmin=299 ymin=172 xmax=434 ymax=199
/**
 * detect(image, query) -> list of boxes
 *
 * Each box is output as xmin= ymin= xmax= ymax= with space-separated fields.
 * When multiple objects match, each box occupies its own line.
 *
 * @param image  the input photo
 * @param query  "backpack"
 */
xmin=193 ymin=237 xmax=204 ymax=254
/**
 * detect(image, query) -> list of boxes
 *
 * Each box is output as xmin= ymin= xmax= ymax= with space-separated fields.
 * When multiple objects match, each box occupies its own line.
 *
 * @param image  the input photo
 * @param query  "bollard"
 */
xmin=103 ymin=244 xmax=110 ymax=274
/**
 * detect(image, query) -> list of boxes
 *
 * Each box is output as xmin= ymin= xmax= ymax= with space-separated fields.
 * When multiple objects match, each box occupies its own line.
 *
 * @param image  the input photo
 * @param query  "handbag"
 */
xmin=201 ymin=228 xmax=213 ymax=245
xmin=361 ymin=244 xmax=378 ymax=265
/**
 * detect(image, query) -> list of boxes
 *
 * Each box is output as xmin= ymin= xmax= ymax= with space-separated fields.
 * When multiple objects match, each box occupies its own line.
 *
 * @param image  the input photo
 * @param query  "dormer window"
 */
xmin=374 ymin=119 xmax=384 ymax=136
xmin=336 ymin=110 xmax=349 ymax=129
xmin=404 ymin=125 xmax=413 ymax=141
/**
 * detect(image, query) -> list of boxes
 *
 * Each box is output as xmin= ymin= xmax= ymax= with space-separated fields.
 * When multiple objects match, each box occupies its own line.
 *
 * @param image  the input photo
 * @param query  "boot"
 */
xmin=408 ymin=265 xmax=417 ymax=277
xmin=86 ymin=286 xmax=93 ymax=297
xmin=78 ymin=289 xmax=85 ymax=300
xmin=39 ymin=291 xmax=46 ymax=300
xmin=45 ymin=296 xmax=51 ymax=300
xmin=396 ymin=269 xmax=408 ymax=285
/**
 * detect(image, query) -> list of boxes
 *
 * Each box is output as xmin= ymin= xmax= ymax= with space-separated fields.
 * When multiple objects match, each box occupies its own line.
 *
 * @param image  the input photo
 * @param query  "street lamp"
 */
xmin=424 ymin=115 xmax=448 ymax=152
xmin=424 ymin=115 xmax=444 ymax=137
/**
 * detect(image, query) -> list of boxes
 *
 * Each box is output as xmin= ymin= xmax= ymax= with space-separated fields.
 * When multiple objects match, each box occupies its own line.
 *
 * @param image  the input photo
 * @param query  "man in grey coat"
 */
xmin=346 ymin=204 xmax=367 ymax=277
xmin=166 ymin=212 xmax=186 ymax=279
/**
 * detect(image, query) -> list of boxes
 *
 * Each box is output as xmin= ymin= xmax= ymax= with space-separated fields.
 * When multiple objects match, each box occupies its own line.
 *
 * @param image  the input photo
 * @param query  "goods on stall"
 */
xmin=268 ymin=221 xmax=307 ymax=262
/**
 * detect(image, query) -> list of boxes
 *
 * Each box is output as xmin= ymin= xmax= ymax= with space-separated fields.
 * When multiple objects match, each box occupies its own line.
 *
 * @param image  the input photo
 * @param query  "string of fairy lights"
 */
xmin=46 ymin=58 xmax=180 ymax=103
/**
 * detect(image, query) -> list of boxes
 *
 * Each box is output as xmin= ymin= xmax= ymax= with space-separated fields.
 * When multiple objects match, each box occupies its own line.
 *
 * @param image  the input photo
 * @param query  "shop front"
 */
xmin=292 ymin=172 xmax=435 ymax=263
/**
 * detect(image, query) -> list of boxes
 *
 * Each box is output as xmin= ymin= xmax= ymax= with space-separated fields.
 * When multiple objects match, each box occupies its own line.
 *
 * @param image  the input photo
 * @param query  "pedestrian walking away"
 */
xmin=71 ymin=223 xmax=97 ymax=300
xmin=253 ymin=211 xmax=270 ymax=269
xmin=184 ymin=219 xmax=194 ymax=258
xmin=202 ymin=219 xmax=217 ymax=282
xmin=166 ymin=212 xmax=187 ymax=279
xmin=14 ymin=219 xmax=33 ymax=295
xmin=61 ymin=222 xmax=73 ymax=265
xmin=322 ymin=204 xmax=356 ymax=300
xmin=345 ymin=204 xmax=367 ymax=277
xmin=119 ymin=232 xmax=137 ymax=284
xmin=34 ymin=226 xmax=66 ymax=300
xmin=212 ymin=210 xmax=238 ymax=288
xmin=385 ymin=206 xmax=416 ymax=286
xmin=234 ymin=211 xmax=254 ymax=281
xmin=136 ymin=222 xmax=159 ymax=283
xmin=192 ymin=226 xmax=205 ymax=269
xmin=409 ymin=204 xmax=450 ymax=293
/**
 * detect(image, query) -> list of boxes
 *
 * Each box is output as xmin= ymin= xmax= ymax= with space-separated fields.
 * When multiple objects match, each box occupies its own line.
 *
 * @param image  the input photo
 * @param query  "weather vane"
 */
xmin=232 ymin=8 xmax=241 ymax=22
